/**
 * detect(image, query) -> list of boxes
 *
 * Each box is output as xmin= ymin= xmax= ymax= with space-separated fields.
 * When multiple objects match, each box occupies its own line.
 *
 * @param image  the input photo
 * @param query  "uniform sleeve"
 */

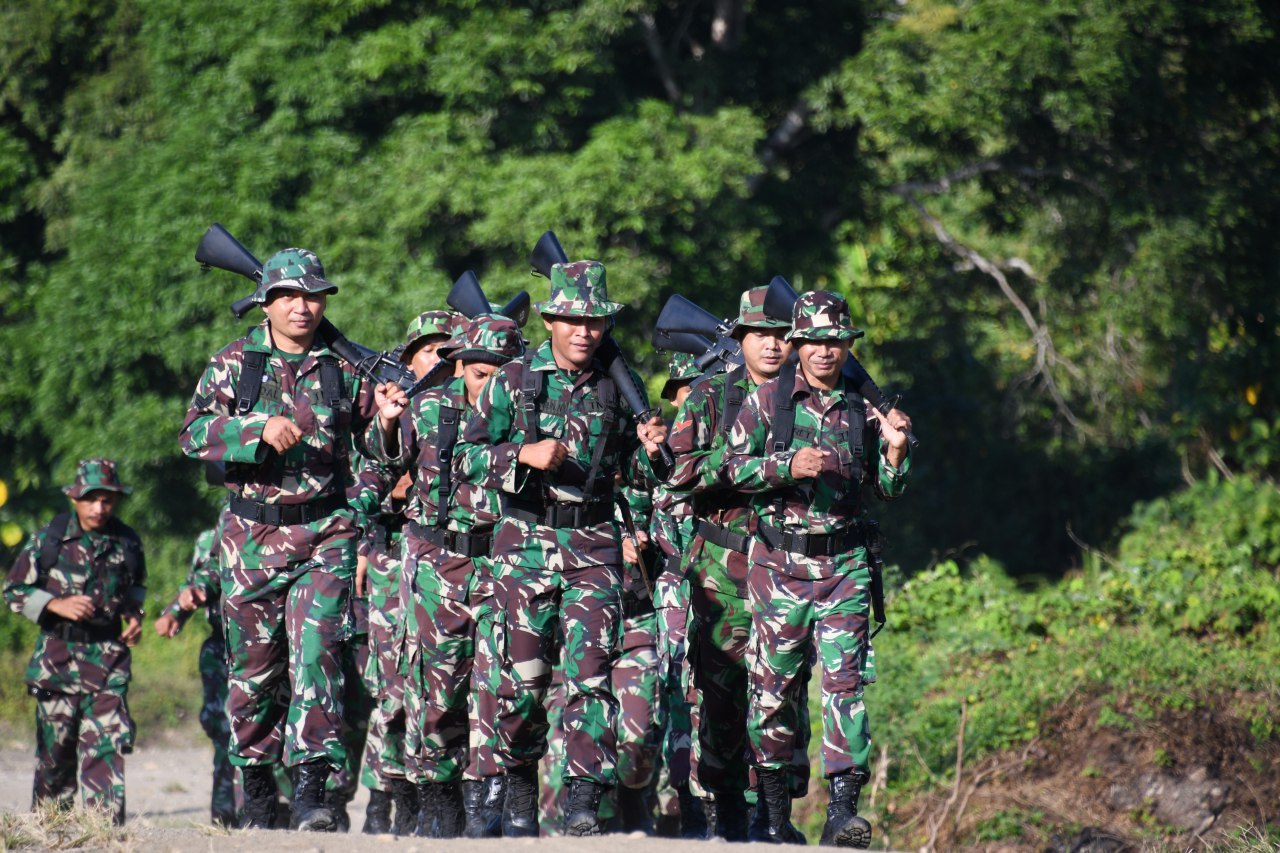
xmin=179 ymin=351 xmax=272 ymax=464
xmin=666 ymin=383 xmax=717 ymax=493
xmin=3 ymin=531 xmax=54 ymax=624
xmin=714 ymin=385 xmax=799 ymax=493
xmin=871 ymin=430 xmax=911 ymax=501
xmin=124 ymin=532 xmax=147 ymax=616
xmin=456 ymin=367 xmax=528 ymax=495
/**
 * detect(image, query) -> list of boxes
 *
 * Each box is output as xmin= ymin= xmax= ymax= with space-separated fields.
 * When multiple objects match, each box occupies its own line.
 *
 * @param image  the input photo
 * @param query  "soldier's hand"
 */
xmin=177 ymin=585 xmax=206 ymax=611
xmin=883 ymin=407 xmax=912 ymax=436
xmin=622 ymin=530 xmax=651 ymax=565
xmin=262 ymin=416 xmax=303 ymax=453
xmin=876 ymin=415 xmax=909 ymax=468
xmin=636 ymin=416 xmax=669 ymax=458
xmin=154 ymin=613 xmax=180 ymax=638
xmin=390 ymin=472 xmax=413 ymax=501
xmin=121 ymin=615 xmax=142 ymax=647
xmin=518 ymin=439 xmax=569 ymax=471
xmin=376 ymin=383 xmax=409 ymax=433
xmin=789 ymin=447 xmax=827 ymax=479
xmin=46 ymin=594 xmax=95 ymax=622
xmin=355 ymin=554 xmax=369 ymax=597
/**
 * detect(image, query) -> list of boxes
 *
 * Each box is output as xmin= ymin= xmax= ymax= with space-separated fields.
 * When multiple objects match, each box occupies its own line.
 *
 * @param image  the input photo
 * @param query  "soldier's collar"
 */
xmin=245 ymin=321 xmax=333 ymax=361
xmin=529 ymin=340 xmax=561 ymax=372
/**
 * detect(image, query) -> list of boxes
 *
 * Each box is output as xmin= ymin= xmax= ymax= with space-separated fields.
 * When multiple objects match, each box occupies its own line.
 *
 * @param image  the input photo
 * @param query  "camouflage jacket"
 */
xmin=713 ymin=368 xmax=910 ymax=580
xmin=456 ymin=340 xmax=658 ymax=571
xmin=161 ymin=526 xmax=223 ymax=635
xmin=649 ymin=482 xmax=695 ymax=610
xmin=4 ymin=514 xmax=146 ymax=693
xmin=180 ymin=322 xmax=380 ymax=563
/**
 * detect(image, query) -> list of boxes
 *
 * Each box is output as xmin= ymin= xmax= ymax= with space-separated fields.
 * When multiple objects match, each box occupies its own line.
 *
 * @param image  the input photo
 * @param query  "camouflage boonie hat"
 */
xmin=401 ymin=310 xmax=464 ymax=360
xmin=440 ymin=313 xmax=525 ymax=366
xmin=661 ymin=352 xmax=701 ymax=401
xmin=252 ymin=248 xmax=338 ymax=303
xmin=786 ymin=290 xmax=865 ymax=342
xmin=63 ymin=458 xmax=132 ymax=499
xmin=728 ymin=285 xmax=791 ymax=337
xmin=534 ymin=261 xmax=623 ymax=318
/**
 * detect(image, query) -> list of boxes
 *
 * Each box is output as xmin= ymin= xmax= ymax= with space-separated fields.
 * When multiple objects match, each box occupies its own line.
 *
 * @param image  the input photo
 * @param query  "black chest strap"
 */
xmin=233 ymin=349 xmax=350 ymax=416
xmin=37 ymin=515 xmax=141 ymax=590
xmin=718 ymin=364 xmax=748 ymax=436
xmin=434 ymin=395 xmax=465 ymax=529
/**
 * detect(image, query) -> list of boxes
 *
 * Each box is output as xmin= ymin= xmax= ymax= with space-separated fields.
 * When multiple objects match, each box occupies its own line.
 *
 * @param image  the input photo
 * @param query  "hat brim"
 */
xmin=536 ymin=300 xmax=624 ymax=318
xmin=729 ymin=318 xmax=791 ymax=337
xmin=785 ymin=327 xmax=865 ymax=342
xmin=661 ymin=376 xmax=697 ymax=401
xmin=255 ymin=276 xmax=339 ymax=302
xmin=447 ymin=347 xmax=517 ymax=366
xmin=63 ymin=484 xmax=132 ymax=499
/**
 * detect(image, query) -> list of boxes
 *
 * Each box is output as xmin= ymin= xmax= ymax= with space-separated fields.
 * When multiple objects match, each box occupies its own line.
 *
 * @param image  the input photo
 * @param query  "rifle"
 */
xmin=614 ymin=495 xmax=655 ymax=600
xmin=651 ymin=294 xmax=744 ymax=377
xmin=762 ymin=276 xmax=919 ymax=448
xmin=865 ymin=519 xmax=887 ymax=638
xmin=447 ymin=268 xmax=532 ymax=328
xmin=528 ymin=231 xmax=675 ymax=472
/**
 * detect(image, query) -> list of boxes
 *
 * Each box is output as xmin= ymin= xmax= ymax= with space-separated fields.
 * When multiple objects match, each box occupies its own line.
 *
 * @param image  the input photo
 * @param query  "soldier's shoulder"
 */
xmin=207 ymin=334 xmax=252 ymax=365
xmin=110 ymin=519 xmax=144 ymax=549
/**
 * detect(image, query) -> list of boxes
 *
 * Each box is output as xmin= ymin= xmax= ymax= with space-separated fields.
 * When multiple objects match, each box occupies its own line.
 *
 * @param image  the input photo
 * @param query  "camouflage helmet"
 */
xmin=252 ymin=248 xmax=338 ymax=303
xmin=440 ymin=313 xmax=525 ymax=366
xmin=534 ymin=261 xmax=623 ymax=318
xmin=661 ymin=352 xmax=701 ymax=402
xmin=785 ymin=290 xmax=865 ymax=342
xmin=727 ymin=285 xmax=791 ymax=337
xmin=63 ymin=458 xmax=132 ymax=499
xmin=400 ymin=310 xmax=464 ymax=361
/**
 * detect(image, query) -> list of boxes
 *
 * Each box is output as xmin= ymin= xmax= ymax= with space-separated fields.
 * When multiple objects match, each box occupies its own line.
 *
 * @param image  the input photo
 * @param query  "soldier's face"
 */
xmin=543 ymin=315 xmax=607 ymax=369
xmin=461 ymin=360 xmax=499 ymax=405
xmin=672 ymin=383 xmax=693 ymax=408
xmin=263 ymin=291 xmax=326 ymax=348
xmin=739 ymin=328 xmax=792 ymax=383
xmin=796 ymin=339 xmax=851 ymax=389
xmin=406 ymin=336 xmax=449 ymax=380
xmin=73 ymin=490 xmax=119 ymax=531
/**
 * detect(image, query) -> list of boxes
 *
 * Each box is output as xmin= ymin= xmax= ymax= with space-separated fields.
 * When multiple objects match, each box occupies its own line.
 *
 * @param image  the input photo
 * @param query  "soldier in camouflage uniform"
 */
xmin=357 ymin=309 xmax=459 ymax=835
xmin=714 ymin=291 xmax=910 ymax=848
xmin=179 ymin=248 xmax=407 ymax=831
xmin=650 ymin=353 xmax=706 ymax=837
xmin=364 ymin=313 xmax=524 ymax=838
xmin=666 ymin=286 xmax=798 ymax=840
xmin=154 ymin=518 xmax=237 ymax=826
xmin=4 ymin=459 xmax=145 ymax=825
xmin=456 ymin=260 xmax=669 ymax=837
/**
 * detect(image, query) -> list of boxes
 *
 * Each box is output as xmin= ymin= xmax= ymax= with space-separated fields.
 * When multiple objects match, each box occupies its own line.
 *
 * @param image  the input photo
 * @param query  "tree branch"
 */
xmin=637 ymin=12 xmax=682 ymax=105
xmin=746 ymin=101 xmax=811 ymax=193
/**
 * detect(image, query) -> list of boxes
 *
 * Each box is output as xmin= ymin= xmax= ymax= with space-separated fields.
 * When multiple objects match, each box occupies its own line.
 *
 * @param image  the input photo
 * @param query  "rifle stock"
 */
xmin=447 ymin=270 xmax=532 ymax=327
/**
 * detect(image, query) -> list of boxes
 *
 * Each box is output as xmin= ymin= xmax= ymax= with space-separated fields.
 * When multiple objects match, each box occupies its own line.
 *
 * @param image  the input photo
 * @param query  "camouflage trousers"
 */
xmin=402 ymin=542 xmax=476 ymax=783
xmin=32 ymin=687 xmax=134 ymax=823
xmin=465 ymin=567 xmax=503 ymax=780
xmin=361 ymin=618 xmax=406 ymax=791
xmin=615 ymin=611 xmax=663 ymax=791
xmin=329 ymin=630 xmax=372 ymax=804
xmin=655 ymin=569 xmax=694 ymax=794
xmin=747 ymin=563 xmax=872 ymax=778
xmin=494 ymin=561 xmax=621 ymax=785
xmin=197 ymin=634 xmax=238 ymax=825
xmin=222 ymin=549 xmax=353 ymax=768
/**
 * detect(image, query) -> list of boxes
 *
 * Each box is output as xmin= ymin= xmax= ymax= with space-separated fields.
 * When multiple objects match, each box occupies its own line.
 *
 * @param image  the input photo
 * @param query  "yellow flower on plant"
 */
xmin=1 ymin=522 xmax=24 ymax=548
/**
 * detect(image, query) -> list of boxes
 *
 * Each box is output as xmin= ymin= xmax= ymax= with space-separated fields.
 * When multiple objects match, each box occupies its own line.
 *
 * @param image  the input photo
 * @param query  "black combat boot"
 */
xmin=290 ymin=761 xmax=336 ymax=832
xmin=240 ymin=764 xmax=279 ymax=830
xmin=708 ymin=788 xmax=749 ymax=841
xmin=676 ymin=784 xmax=707 ymax=838
xmin=563 ymin=777 xmax=606 ymax=836
xmin=616 ymin=784 xmax=653 ymax=834
xmin=501 ymin=765 xmax=539 ymax=837
xmin=325 ymin=787 xmax=351 ymax=832
xmin=428 ymin=781 xmax=466 ymax=838
xmin=390 ymin=778 xmax=418 ymax=836
xmin=701 ymin=796 xmax=718 ymax=839
xmin=820 ymin=771 xmax=872 ymax=848
xmin=477 ymin=775 xmax=505 ymax=837
xmin=749 ymin=768 xmax=792 ymax=844
xmin=414 ymin=782 xmax=437 ymax=837
xmin=363 ymin=789 xmax=392 ymax=834
xmin=462 ymin=779 xmax=486 ymax=838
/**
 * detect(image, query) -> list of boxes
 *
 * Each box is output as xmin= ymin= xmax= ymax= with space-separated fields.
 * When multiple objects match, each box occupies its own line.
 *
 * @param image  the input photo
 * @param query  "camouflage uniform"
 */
xmin=363 ymin=314 xmax=524 ymax=836
xmin=158 ymin=524 xmax=238 ymax=825
xmin=715 ymin=291 xmax=910 ymax=847
xmin=357 ymin=508 xmax=407 ymax=793
xmin=179 ymin=249 xmax=381 ymax=831
xmin=456 ymin=262 xmax=662 ymax=835
xmin=3 ymin=460 xmax=145 ymax=824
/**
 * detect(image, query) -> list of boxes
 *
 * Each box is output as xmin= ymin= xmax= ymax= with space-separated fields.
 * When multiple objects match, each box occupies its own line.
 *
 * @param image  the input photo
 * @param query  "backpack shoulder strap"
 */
xmin=719 ymin=364 xmax=747 ymax=435
xmin=36 ymin=513 xmax=72 ymax=584
xmin=234 ymin=350 xmax=268 ymax=415
xmin=769 ymin=361 xmax=798 ymax=454
xmin=582 ymin=375 xmax=618 ymax=500
xmin=434 ymin=394 xmax=465 ymax=528
xmin=317 ymin=355 xmax=351 ymax=414
xmin=517 ymin=354 xmax=543 ymax=443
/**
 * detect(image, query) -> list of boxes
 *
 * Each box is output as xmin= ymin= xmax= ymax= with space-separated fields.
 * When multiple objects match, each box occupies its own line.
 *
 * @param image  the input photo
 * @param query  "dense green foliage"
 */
xmin=850 ymin=474 xmax=1280 ymax=846
xmin=2 ymin=0 xmax=1278 ymax=574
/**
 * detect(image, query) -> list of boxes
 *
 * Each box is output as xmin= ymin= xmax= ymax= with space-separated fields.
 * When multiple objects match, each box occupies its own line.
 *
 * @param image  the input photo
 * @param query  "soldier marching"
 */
xmin=6 ymin=237 xmax=915 ymax=850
